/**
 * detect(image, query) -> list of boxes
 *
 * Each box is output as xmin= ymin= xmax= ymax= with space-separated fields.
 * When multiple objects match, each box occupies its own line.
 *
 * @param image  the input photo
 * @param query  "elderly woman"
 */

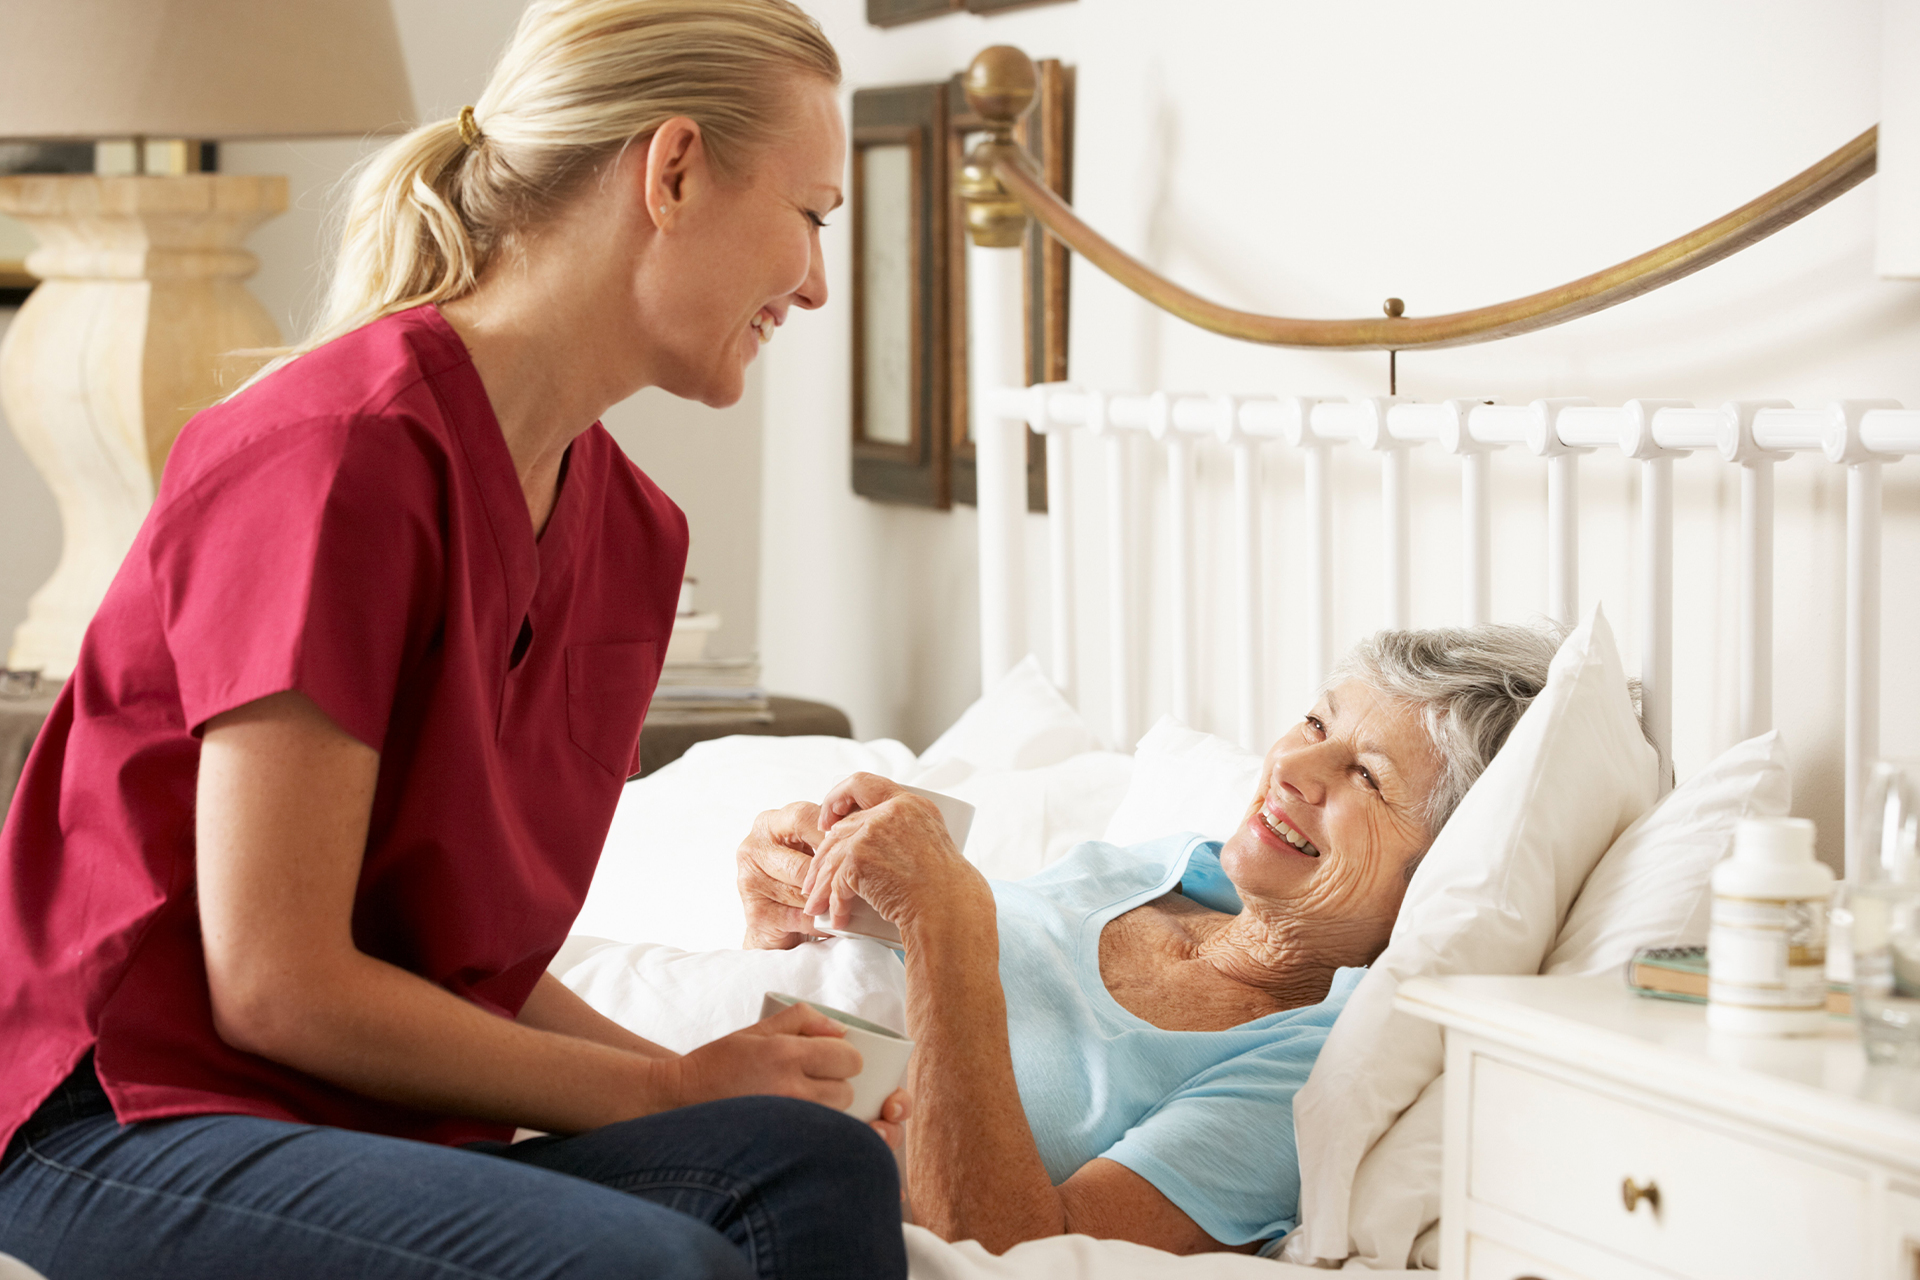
xmin=735 ymin=624 xmax=1562 ymax=1258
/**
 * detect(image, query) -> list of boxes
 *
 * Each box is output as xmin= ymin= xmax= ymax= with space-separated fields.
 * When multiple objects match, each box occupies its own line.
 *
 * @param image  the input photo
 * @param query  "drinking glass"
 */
xmin=1851 ymin=762 xmax=1920 ymax=1064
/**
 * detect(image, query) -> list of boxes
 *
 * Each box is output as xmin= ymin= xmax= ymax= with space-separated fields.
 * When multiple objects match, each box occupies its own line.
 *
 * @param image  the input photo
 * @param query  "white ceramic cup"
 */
xmin=760 ymin=991 xmax=914 ymax=1123
xmin=813 ymin=782 xmax=974 ymax=951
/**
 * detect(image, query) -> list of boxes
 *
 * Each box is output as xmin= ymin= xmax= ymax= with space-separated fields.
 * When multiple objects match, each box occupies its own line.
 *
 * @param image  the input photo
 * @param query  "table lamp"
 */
xmin=0 ymin=0 xmax=416 ymax=679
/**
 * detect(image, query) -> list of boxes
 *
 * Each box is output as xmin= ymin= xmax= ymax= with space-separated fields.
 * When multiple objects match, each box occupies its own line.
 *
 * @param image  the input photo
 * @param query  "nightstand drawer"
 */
xmin=1465 ymin=1234 xmax=1594 ymax=1280
xmin=1468 ymin=1055 xmax=1866 ymax=1278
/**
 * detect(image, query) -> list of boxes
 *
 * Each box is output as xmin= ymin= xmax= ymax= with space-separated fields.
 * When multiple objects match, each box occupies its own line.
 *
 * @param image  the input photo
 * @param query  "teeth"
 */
xmin=750 ymin=313 xmax=774 ymax=344
xmin=1262 ymin=810 xmax=1320 ymax=857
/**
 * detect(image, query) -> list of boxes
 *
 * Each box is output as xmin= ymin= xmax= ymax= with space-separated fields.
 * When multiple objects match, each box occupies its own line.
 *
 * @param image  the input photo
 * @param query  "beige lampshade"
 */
xmin=0 ymin=0 xmax=417 ymax=141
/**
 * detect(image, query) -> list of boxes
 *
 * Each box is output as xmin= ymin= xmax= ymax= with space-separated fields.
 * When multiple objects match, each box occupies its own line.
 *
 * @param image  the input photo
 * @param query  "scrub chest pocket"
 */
xmin=566 ymin=641 xmax=657 ymax=777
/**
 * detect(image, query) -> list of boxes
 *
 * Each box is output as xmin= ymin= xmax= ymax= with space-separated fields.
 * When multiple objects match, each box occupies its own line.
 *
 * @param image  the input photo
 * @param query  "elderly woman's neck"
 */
xmin=1193 ymin=905 xmax=1391 ymax=1008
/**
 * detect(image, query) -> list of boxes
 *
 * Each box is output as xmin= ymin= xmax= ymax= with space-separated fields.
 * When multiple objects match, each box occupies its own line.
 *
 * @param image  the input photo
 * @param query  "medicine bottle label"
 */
xmin=1708 ymin=896 xmax=1828 ymax=1009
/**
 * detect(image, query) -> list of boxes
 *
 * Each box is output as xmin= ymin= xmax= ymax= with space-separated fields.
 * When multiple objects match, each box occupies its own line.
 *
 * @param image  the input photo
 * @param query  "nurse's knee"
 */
xmin=563 ymin=1216 xmax=752 ymax=1280
xmin=749 ymin=1097 xmax=898 ymax=1196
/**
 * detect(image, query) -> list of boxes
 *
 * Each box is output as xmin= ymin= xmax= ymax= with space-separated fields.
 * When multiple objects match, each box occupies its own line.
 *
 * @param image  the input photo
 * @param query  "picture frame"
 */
xmin=947 ymin=58 xmax=1073 ymax=510
xmin=963 ymin=0 xmax=1074 ymax=12
xmin=865 ymin=0 xmax=959 ymax=27
xmin=849 ymin=82 xmax=952 ymax=508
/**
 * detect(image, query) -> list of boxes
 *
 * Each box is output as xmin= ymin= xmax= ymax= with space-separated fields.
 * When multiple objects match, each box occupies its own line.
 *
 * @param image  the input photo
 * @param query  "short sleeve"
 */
xmin=148 ymin=416 xmax=444 ymax=750
xmin=1096 ymin=968 xmax=1364 ymax=1246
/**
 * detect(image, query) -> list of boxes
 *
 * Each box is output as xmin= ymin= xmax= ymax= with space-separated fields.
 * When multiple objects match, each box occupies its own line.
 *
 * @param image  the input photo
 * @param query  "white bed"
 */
xmin=557 ymin=616 xmax=1789 ymax=1276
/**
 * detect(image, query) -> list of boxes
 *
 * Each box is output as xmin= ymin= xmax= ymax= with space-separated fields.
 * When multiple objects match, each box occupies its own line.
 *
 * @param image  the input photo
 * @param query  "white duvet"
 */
xmin=553 ymin=934 xmax=1414 ymax=1280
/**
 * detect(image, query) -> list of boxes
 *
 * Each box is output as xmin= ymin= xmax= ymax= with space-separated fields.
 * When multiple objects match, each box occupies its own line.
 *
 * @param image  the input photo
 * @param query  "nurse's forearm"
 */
xmin=900 ymin=892 xmax=1069 ymax=1252
xmin=516 ymin=971 xmax=676 ymax=1060
xmin=218 ymin=947 xmax=692 ymax=1134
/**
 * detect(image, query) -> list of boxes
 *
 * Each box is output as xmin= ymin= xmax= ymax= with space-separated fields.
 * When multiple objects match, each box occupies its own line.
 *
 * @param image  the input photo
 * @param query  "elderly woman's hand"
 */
xmin=804 ymin=773 xmax=991 ymax=938
xmin=735 ymin=801 xmax=832 ymax=950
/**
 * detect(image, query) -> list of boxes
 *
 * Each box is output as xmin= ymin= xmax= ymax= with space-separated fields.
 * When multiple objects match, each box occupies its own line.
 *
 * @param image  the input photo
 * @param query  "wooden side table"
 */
xmin=637 ymin=695 xmax=851 ymax=777
xmin=0 ymin=692 xmax=852 ymax=814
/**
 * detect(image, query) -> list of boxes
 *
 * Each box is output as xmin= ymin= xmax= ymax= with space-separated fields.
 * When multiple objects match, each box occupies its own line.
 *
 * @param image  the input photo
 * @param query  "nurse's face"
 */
xmin=644 ymin=78 xmax=845 ymax=408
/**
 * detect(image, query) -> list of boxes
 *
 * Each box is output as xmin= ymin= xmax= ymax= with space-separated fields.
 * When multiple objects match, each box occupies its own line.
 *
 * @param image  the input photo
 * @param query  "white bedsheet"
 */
xmin=554 ymin=938 xmax=1380 ymax=1278
xmin=902 ymin=1225 xmax=1417 ymax=1279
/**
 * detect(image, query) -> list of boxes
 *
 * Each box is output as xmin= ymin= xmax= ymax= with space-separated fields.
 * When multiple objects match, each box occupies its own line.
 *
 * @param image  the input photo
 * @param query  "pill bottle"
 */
xmin=1708 ymin=817 xmax=1833 ymax=1036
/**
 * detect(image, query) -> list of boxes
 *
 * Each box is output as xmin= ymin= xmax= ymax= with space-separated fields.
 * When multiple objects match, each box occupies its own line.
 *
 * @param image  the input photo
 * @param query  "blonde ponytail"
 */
xmin=242 ymin=0 xmax=839 ymax=389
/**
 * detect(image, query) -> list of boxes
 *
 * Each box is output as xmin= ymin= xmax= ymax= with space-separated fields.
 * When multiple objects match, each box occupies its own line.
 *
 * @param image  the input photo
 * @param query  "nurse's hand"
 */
xmin=671 ymin=999 xmax=859 ymax=1111
xmin=736 ymin=802 xmax=830 ymax=950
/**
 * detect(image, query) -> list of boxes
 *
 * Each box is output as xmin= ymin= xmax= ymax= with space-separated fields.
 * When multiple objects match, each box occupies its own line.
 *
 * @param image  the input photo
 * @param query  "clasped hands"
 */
xmin=735 ymin=772 xmax=990 ymax=951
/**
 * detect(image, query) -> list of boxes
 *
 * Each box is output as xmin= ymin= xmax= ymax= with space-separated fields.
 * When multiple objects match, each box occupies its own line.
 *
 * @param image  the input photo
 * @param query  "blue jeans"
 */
xmin=0 ymin=1058 xmax=906 ymax=1280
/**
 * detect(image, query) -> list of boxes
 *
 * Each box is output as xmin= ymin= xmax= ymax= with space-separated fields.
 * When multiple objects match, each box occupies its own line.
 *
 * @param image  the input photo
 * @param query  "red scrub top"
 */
xmin=0 ymin=304 xmax=687 ymax=1152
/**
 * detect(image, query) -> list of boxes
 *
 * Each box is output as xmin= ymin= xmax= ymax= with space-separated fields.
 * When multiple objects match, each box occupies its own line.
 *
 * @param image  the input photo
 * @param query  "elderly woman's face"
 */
xmin=1217 ymin=680 xmax=1442 ymax=939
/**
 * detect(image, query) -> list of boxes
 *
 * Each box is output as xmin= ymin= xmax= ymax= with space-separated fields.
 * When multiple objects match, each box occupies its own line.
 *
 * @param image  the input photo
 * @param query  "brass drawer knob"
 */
xmin=1621 ymin=1176 xmax=1661 ymax=1215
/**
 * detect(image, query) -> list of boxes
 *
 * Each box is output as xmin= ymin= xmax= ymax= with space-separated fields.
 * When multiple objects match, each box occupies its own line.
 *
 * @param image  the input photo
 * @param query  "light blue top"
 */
xmin=991 ymin=834 xmax=1363 ymax=1247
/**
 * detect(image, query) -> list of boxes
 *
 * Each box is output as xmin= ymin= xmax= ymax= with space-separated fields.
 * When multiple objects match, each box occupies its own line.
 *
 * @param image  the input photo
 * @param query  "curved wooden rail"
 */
xmin=968 ymin=48 xmax=1875 ymax=351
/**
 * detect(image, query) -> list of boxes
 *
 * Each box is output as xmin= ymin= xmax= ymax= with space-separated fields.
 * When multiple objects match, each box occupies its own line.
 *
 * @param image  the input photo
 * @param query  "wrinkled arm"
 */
xmin=736 ymin=801 xmax=832 ymax=949
xmin=900 ymin=903 xmax=1240 ymax=1254
xmin=804 ymin=774 xmax=1241 ymax=1254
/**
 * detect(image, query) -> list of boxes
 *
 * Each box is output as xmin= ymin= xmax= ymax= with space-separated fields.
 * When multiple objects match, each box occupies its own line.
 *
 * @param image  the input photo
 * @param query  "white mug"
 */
xmin=813 ymin=782 xmax=974 ymax=951
xmin=760 ymin=991 xmax=914 ymax=1123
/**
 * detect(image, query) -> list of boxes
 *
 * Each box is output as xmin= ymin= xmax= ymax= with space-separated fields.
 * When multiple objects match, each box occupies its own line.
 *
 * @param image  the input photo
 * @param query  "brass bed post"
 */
xmin=959 ymin=46 xmax=1877 ymax=351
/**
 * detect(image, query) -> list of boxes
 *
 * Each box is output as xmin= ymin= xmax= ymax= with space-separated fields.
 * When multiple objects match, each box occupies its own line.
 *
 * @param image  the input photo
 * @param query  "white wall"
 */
xmin=0 ymin=310 xmax=60 ymax=643
xmin=766 ymin=0 xmax=1920 ymax=867
xmin=0 ymin=0 xmax=763 ymax=662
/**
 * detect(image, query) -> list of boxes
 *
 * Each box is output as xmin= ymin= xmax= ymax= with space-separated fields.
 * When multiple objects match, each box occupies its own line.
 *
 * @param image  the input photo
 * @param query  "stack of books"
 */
xmin=1625 ymin=944 xmax=1852 ymax=1015
xmin=649 ymin=656 xmax=771 ymax=726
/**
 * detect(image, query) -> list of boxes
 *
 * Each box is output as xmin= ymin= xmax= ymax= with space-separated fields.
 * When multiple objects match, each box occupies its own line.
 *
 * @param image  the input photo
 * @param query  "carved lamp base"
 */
xmin=0 ymin=173 xmax=286 ymax=678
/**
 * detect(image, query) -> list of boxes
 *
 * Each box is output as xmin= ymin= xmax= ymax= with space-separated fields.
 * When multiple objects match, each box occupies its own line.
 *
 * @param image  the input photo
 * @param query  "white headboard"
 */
xmin=965 ymin=245 xmax=1917 ymax=880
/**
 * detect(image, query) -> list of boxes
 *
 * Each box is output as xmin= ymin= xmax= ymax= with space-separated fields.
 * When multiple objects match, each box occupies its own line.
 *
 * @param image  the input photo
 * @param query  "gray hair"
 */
xmin=1330 ymin=622 xmax=1569 ymax=842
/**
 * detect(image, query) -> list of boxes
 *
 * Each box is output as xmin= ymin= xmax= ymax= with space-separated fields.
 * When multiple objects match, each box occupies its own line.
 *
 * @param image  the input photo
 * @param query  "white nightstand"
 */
xmin=1396 ymin=975 xmax=1920 ymax=1280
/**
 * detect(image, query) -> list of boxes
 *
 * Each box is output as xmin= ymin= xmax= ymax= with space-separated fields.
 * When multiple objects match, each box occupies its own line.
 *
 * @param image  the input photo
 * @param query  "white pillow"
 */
xmin=574 ymin=664 xmax=1124 ymax=952
xmin=553 ymin=935 xmax=909 ymax=1052
xmin=572 ymin=734 xmax=920 ymax=950
xmin=938 ymin=750 xmax=1134 ymax=881
xmin=916 ymin=653 xmax=1104 ymax=773
xmin=1101 ymin=717 xmax=1263 ymax=848
xmin=1545 ymin=729 xmax=1790 ymax=974
xmin=1285 ymin=606 xmax=1658 ymax=1267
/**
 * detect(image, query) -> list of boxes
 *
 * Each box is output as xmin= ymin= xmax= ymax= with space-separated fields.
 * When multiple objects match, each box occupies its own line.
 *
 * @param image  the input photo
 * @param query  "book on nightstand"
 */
xmin=1624 ymin=944 xmax=1852 ymax=1015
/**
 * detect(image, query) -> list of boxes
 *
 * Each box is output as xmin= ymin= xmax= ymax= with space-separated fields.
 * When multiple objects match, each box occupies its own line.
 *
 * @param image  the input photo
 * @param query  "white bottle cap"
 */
xmin=1733 ymin=816 xmax=1817 ymax=865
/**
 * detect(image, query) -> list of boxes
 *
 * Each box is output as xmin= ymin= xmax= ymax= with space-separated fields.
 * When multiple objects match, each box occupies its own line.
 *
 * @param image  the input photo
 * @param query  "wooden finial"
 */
xmin=964 ymin=46 xmax=1038 ymax=138
xmin=1383 ymin=297 xmax=1406 ymax=318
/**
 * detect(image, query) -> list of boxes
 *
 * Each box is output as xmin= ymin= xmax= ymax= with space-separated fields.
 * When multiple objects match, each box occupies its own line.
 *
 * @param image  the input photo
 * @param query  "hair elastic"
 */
xmin=456 ymin=106 xmax=483 ymax=149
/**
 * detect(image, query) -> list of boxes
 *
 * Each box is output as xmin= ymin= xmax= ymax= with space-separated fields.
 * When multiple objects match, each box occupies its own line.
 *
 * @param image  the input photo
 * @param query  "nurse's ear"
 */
xmin=644 ymin=116 xmax=708 ymax=231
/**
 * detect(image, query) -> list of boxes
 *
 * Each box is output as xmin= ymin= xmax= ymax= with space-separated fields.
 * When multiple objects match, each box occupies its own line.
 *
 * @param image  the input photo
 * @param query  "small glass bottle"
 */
xmin=1708 ymin=818 xmax=1832 ymax=1036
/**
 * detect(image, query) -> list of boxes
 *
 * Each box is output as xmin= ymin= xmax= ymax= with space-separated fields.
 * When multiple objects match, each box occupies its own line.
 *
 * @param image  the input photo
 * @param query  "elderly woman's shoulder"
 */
xmin=1009 ymin=832 xmax=1216 ymax=896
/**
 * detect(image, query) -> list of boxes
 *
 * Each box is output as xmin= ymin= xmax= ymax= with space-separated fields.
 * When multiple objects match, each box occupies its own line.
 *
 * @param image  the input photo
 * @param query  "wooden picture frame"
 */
xmin=964 ymin=0 xmax=1074 ymax=11
xmin=947 ymin=58 xmax=1073 ymax=510
xmin=866 ymin=0 xmax=959 ymax=27
xmin=849 ymin=82 xmax=952 ymax=508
